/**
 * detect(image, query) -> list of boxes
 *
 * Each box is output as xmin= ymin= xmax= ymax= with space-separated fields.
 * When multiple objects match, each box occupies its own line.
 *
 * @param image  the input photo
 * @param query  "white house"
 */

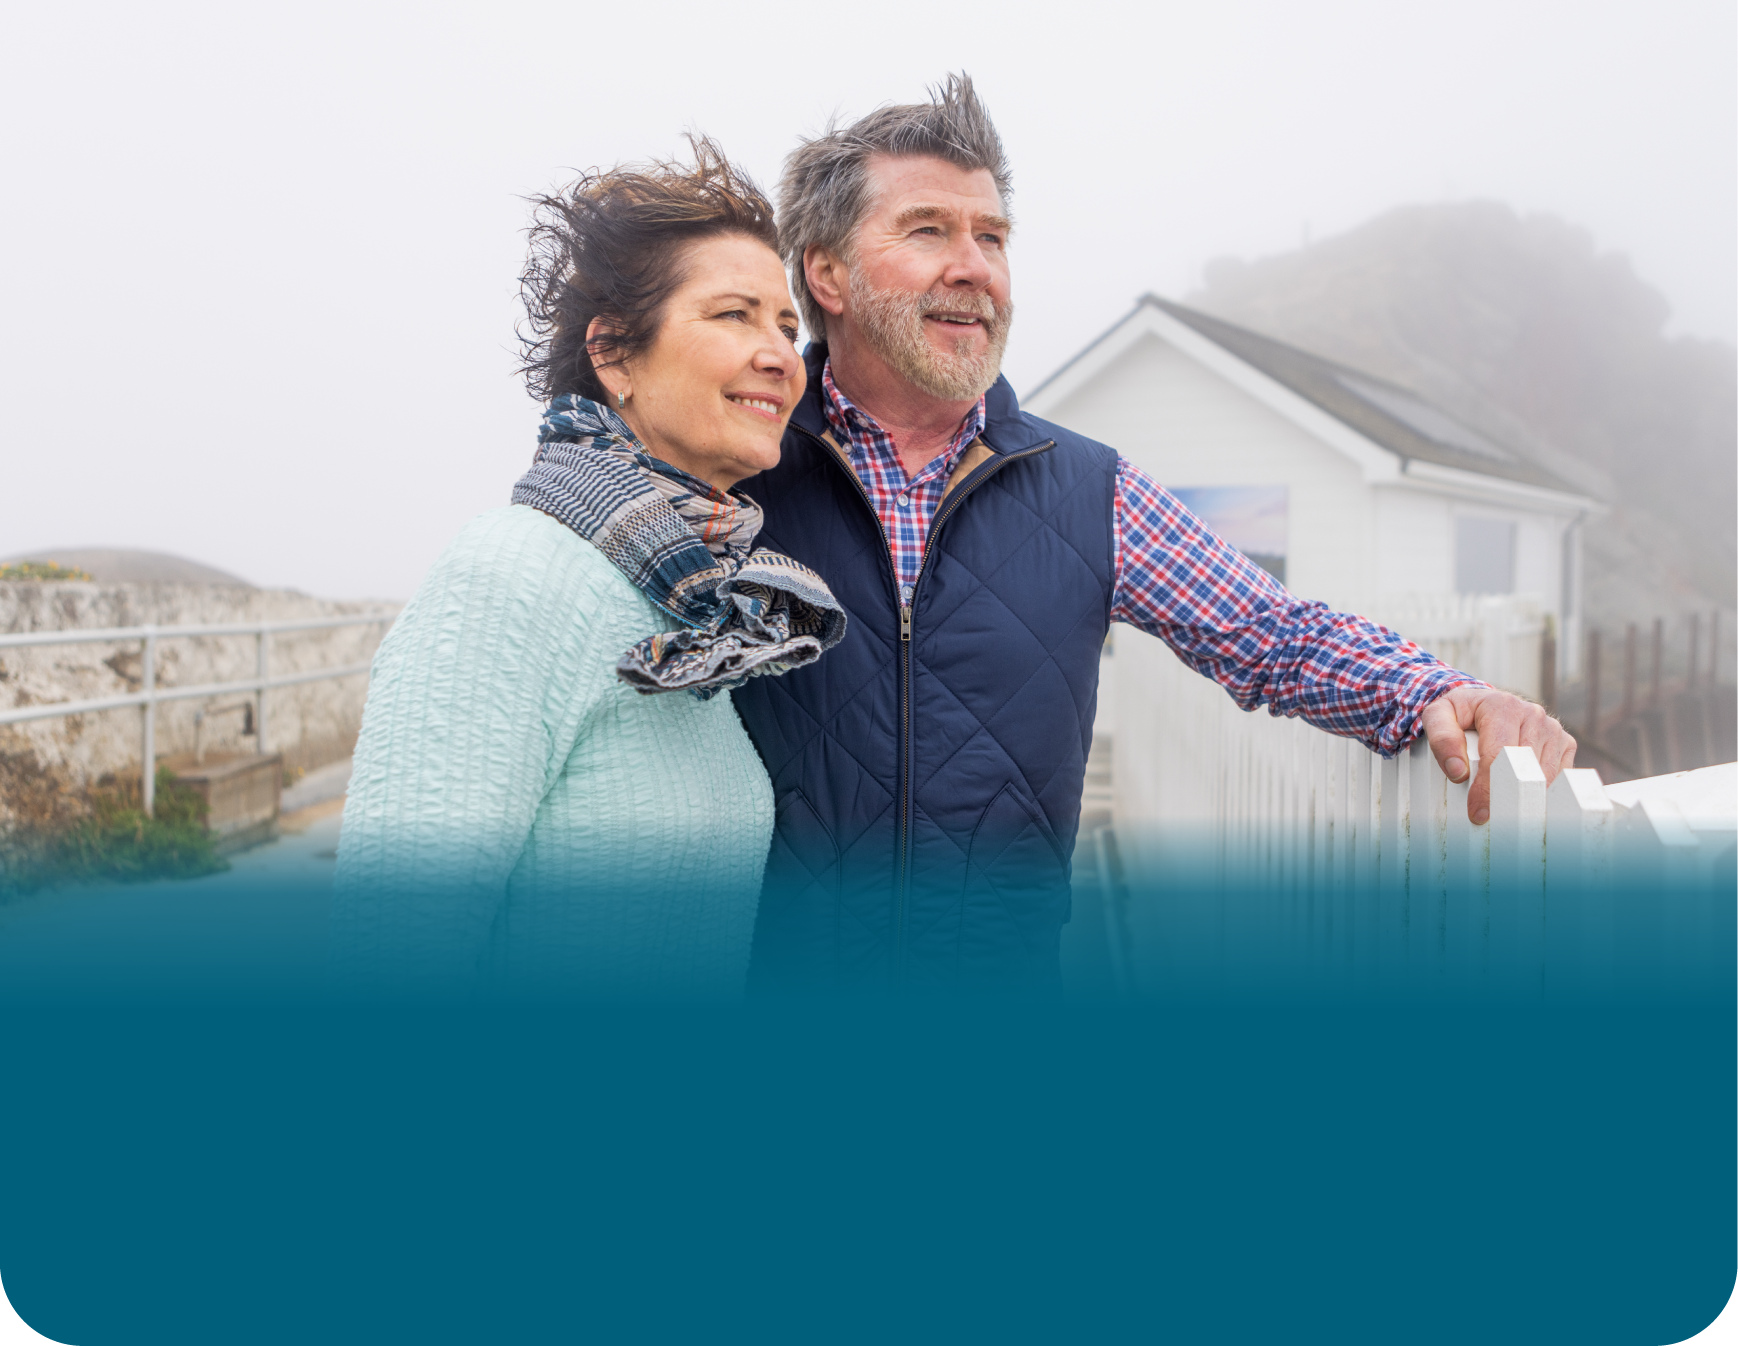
xmin=1023 ymin=297 xmax=1603 ymax=853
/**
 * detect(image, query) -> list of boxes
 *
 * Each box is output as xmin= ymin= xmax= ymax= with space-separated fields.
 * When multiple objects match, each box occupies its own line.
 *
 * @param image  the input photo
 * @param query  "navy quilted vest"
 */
xmin=732 ymin=347 xmax=1117 ymax=995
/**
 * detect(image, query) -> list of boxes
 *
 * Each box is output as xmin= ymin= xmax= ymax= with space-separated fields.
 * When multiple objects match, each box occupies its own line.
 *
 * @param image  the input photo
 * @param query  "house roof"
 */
xmin=1026 ymin=295 xmax=1586 ymax=500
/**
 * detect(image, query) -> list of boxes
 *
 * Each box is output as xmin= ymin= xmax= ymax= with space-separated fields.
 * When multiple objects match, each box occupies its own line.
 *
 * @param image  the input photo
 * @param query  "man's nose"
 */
xmin=941 ymin=233 xmax=995 ymax=290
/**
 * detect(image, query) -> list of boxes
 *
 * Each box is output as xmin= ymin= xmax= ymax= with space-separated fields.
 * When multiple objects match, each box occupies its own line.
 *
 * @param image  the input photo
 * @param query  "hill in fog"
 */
xmin=0 ymin=548 xmax=255 ymax=587
xmin=1187 ymin=202 xmax=1737 ymax=641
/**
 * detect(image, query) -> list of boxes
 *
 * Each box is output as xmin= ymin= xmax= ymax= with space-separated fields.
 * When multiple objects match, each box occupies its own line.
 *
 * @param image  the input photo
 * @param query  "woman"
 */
xmin=331 ymin=141 xmax=842 ymax=997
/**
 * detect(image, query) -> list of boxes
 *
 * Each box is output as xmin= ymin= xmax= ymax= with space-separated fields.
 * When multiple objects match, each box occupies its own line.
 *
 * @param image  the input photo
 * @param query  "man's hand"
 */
xmin=1419 ymin=685 xmax=1577 ymax=824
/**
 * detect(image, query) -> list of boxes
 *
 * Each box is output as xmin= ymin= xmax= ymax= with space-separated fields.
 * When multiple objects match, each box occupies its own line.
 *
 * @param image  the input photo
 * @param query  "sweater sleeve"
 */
xmin=331 ymin=507 xmax=616 ymax=990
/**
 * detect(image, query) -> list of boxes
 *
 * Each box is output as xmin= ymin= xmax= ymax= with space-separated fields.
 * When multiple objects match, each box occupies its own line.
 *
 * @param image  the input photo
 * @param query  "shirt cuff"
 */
xmin=1383 ymin=667 xmax=1491 ymax=756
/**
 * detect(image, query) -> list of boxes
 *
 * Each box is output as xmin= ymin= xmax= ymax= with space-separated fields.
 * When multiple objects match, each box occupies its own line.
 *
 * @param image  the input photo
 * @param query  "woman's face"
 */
xmin=597 ymin=234 xmax=805 ymax=493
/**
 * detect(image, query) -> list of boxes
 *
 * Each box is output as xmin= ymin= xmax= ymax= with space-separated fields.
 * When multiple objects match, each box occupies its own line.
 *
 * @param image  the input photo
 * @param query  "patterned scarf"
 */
xmin=511 ymin=395 xmax=846 ymax=699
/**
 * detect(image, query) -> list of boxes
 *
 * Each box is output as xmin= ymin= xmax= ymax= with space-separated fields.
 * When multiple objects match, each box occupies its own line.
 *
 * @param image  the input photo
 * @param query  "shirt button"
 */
xmin=897 ymin=494 xmax=911 ymax=508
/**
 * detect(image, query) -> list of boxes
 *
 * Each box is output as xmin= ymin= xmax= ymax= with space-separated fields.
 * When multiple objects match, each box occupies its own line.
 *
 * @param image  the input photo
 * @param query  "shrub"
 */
xmin=0 ymin=560 xmax=93 ymax=581
xmin=25 ymin=767 xmax=229 ymax=890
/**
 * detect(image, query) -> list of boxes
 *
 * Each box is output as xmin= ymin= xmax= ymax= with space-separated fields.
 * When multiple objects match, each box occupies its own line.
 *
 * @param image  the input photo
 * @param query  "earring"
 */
xmin=617 ymin=391 xmax=626 ymax=410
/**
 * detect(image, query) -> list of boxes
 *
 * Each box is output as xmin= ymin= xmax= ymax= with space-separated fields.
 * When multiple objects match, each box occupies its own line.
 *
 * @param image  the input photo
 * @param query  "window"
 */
xmin=1455 ymin=516 xmax=1516 ymax=594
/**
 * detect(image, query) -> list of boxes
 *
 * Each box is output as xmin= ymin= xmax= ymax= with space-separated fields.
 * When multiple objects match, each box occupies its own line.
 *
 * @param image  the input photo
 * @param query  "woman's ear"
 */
xmin=585 ymin=316 xmax=630 ymax=401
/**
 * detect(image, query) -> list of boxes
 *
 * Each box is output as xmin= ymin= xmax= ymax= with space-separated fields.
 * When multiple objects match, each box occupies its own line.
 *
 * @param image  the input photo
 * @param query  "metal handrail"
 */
xmin=0 ymin=613 xmax=395 ymax=649
xmin=0 ymin=612 xmax=396 ymax=815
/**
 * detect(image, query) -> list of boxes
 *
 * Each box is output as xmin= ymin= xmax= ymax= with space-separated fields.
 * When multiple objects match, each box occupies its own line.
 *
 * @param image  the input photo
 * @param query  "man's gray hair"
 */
xmin=778 ymin=72 xmax=1012 ymax=340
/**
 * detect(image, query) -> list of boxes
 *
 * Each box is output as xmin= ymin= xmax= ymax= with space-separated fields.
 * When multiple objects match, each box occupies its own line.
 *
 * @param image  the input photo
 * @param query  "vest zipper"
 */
xmin=799 ymin=423 xmax=1055 ymax=990
xmin=890 ymin=439 xmax=1055 ymax=982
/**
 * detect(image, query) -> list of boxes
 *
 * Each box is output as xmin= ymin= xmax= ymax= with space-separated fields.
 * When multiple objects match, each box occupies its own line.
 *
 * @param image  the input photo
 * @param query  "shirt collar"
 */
xmin=820 ymin=358 xmax=988 ymax=474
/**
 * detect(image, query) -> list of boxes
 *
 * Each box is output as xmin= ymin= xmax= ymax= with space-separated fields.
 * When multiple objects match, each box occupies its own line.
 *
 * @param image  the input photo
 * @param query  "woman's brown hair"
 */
xmin=517 ymin=136 xmax=781 ymax=404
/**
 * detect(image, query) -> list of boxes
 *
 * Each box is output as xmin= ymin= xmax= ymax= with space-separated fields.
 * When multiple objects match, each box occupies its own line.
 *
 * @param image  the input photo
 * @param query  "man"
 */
xmin=732 ymin=75 xmax=1575 ymax=994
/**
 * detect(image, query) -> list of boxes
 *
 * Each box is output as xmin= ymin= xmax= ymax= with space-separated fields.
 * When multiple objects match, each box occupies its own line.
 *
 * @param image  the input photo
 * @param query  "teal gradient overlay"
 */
xmin=0 ymin=860 xmax=1730 ymax=1343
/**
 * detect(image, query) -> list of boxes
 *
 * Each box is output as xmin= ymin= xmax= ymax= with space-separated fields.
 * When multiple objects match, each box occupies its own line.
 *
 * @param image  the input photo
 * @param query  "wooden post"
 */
xmin=1621 ymin=623 xmax=1636 ymax=721
xmin=1584 ymin=629 xmax=1601 ymax=745
xmin=1345 ymin=745 xmax=1373 ymax=983
xmin=1489 ymin=746 xmax=1548 ymax=996
xmin=1408 ymin=736 xmax=1448 ymax=983
xmin=257 ymin=629 xmax=271 ymax=755
xmin=1650 ymin=618 xmax=1663 ymax=708
xmin=141 ymin=630 xmax=157 ymax=818
xmin=1445 ymin=733 xmax=1486 ymax=992
xmin=1545 ymin=768 xmax=1615 ymax=995
xmin=1540 ymin=617 xmax=1557 ymax=713
xmin=1378 ymin=751 xmax=1404 ymax=983
xmin=1614 ymin=798 xmax=1702 ymax=994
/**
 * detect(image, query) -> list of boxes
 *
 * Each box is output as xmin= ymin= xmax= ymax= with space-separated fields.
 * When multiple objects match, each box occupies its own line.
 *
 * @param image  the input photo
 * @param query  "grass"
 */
xmin=3 ymin=766 xmax=230 ymax=895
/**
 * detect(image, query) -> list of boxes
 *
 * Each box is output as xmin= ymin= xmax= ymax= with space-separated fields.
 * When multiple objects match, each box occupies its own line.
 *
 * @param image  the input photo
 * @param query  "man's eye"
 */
xmin=978 ymin=234 xmax=1004 ymax=247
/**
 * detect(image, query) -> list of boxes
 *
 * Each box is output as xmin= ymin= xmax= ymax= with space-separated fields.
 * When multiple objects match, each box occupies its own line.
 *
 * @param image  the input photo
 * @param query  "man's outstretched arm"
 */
xmin=1110 ymin=458 xmax=1575 ymax=820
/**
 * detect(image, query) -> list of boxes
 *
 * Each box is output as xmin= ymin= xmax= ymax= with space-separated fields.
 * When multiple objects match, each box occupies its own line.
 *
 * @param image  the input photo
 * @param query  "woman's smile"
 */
xmin=725 ymin=393 xmax=784 ymax=421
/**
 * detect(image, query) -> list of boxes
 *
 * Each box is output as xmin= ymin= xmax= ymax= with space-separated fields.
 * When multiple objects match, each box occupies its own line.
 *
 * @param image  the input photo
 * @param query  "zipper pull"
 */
xmin=899 ymin=584 xmax=914 ymax=642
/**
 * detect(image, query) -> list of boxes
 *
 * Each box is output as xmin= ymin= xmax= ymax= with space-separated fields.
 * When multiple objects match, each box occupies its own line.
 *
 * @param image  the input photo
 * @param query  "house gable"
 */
xmin=1025 ymin=300 xmax=1399 ymax=483
xmin=1023 ymin=297 xmax=1598 ymax=519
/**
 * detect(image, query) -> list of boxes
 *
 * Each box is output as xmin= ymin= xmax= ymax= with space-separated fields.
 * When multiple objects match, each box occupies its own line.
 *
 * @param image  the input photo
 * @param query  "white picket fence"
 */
xmin=1088 ymin=627 xmax=1736 ymax=997
xmin=1368 ymin=593 xmax=1549 ymax=701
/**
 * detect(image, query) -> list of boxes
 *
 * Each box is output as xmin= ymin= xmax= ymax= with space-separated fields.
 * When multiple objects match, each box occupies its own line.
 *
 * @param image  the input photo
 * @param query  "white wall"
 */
xmin=1039 ymin=327 xmax=1586 ymax=699
xmin=1040 ymin=334 xmax=1382 ymax=614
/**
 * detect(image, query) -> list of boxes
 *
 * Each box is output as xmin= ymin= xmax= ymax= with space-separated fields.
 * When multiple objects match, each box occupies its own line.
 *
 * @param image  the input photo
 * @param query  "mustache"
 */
xmin=912 ymin=289 xmax=1008 ymax=329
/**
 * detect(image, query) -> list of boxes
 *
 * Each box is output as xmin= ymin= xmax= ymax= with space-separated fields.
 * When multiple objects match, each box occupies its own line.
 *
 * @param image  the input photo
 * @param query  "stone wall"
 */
xmin=0 ymin=581 xmax=398 ymax=833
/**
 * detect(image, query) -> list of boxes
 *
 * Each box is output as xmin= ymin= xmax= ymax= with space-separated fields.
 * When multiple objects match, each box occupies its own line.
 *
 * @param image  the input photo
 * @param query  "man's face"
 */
xmin=841 ymin=154 xmax=1013 ymax=401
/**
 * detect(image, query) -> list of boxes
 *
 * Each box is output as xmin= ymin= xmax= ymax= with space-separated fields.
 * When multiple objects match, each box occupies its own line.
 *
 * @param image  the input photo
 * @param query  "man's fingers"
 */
xmin=1421 ymin=698 xmax=1472 ymax=783
xmin=1466 ymin=755 xmax=1493 ymax=824
xmin=1421 ymin=688 xmax=1575 ymax=822
xmin=1534 ymin=723 xmax=1569 ymax=780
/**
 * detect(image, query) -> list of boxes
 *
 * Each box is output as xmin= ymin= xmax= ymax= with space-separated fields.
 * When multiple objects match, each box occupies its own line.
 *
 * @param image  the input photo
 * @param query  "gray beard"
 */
xmin=847 ymin=275 xmax=1014 ymax=402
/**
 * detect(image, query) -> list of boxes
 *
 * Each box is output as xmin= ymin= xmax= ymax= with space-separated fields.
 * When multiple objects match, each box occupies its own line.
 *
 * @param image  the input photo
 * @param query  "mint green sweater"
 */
xmin=332 ymin=505 xmax=774 ymax=996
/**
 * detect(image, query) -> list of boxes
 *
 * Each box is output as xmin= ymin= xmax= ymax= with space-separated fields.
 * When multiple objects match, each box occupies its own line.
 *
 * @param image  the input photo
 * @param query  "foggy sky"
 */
xmin=2 ymin=0 xmax=1732 ymax=600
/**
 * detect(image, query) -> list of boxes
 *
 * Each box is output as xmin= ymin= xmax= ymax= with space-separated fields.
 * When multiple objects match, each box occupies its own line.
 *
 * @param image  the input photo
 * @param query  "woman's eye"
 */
xmin=780 ymin=326 xmax=799 ymax=343
xmin=716 ymin=309 xmax=748 ymax=322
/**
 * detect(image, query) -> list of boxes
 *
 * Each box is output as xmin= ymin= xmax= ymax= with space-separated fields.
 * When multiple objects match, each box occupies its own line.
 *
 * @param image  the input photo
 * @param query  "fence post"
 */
xmin=1585 ymin=630 xmax=1602 ymax=744
xmin=1345 ymin=743 xmax=1372 ymax=983
xmin=1378 ymin=750 xmax=1403 ymax=986
xmin=257 ymin=628 xmax=271 ymax=755
xmin=141 ymin=629 xmax=157 ymax=818
xmin=1622 ymin=624 xmax=1637 ymax=720
xmin=1489 ymin=746 xmax=1548 ymax=995
xmin=1544 ymin=768 xmax=1615 ymax=994
xmin=1445 ymin=735 xmax=1486 ymax=991
xmin=1614 ymin=798 xmax=1702 ymax=994
xmin=1650 ymin=618 xmax=1663 ymax=708
xmin=1408 ymin=737 xmax=1447 ymax=984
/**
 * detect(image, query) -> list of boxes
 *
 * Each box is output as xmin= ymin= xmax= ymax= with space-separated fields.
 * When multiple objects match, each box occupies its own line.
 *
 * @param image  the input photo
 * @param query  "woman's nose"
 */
xmin=754 ymin=340 xmax=791 ymax=378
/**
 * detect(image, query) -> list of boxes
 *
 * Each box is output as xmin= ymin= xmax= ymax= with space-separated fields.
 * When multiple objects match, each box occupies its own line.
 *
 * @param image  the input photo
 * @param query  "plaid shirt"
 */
xmin=821 ymin=360 xmax=1482 ymax=756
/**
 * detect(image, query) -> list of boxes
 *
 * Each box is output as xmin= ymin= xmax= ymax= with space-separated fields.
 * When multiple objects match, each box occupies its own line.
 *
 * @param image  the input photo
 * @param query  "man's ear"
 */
xmin=585 ymin=316 xmax=629 ymax=400
xmin=803 ymin=244 xmax=849 ymax=320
